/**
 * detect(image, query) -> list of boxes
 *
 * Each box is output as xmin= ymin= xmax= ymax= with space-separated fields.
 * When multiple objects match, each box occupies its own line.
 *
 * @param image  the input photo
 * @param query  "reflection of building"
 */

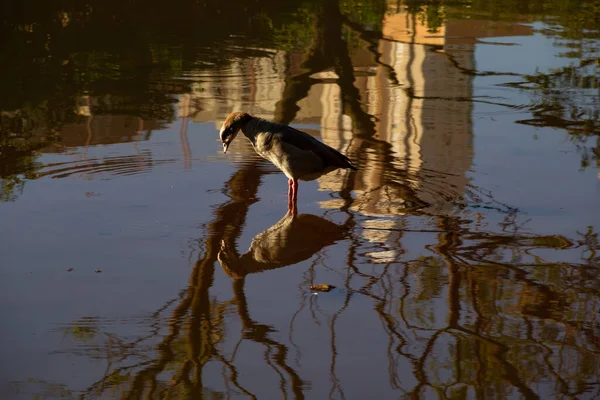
xmin=40 ymin=95 xmax=168 ymax=152
xmin=181 ymin=9 xmax=533 ymax=220
xmin=311 ymin=15 xmax=475 ymax=217
xmin=17 ymin=95 xmax=176 ymax=181
xmin=181 ymin=51 xmax=287 ymax=123
xmin=314 ymin=13 xmax=533 ymax=217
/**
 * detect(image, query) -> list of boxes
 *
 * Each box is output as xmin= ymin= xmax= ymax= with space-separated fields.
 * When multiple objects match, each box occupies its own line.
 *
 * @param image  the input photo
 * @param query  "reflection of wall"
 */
xmin=38 ymin=96 xmax=166 ymax=152
xmin=418 ymin=42 xmax=474 ymax=202
xmin=297 ymin=79 xmax=354 ymax=156
xmin=316 ymin=13 xmax=532 ymax=217
xmin=382 ymin=10 xmax=446 ymax=46
xmin=313 ymin=11 xmax=530 ymax=254
xmin=183 ymin=12 xmax=533 ymax=220
xmin=315 ymin=15 xmax=476 ymax=217
xmin=181 ymin=51 xmax=287 ymax=123
xmin=55 ymin=115 xmax=146 ymax=149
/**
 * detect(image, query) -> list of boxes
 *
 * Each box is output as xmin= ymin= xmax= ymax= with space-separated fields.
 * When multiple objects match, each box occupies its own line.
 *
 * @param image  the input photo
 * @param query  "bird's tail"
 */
xmin=340 ymin=153 xmax=358 ymax=170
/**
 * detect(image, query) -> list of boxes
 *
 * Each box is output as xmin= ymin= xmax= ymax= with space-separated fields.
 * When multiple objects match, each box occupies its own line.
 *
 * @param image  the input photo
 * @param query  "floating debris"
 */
xmin=67 ymin=268 xmax=74 ymax=272
xmin=95 ymin=269 xmax=102 ymax=273
xmin=310 ymin=284 xmax=335 ymax=292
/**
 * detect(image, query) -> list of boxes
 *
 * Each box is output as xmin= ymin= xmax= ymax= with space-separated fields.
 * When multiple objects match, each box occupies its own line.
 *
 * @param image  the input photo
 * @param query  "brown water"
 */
xmin=1 ymin=0 xmax=599 ymax=399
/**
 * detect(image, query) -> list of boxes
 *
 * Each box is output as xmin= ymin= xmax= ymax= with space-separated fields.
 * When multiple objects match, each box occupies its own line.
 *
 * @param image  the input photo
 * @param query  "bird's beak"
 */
xmin=222 ymin=141 xmax=230 ymax=154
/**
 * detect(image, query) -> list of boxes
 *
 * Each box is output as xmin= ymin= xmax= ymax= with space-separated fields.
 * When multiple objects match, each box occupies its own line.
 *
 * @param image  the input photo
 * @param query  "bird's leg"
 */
xmin=287 ymin=179 xmax=294 ymax=211
xmin=291 ymin=179 xmax=298 ymax=216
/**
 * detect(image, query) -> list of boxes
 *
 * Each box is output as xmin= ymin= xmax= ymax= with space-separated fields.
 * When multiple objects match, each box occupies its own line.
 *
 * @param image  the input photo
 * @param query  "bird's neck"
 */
xmin=241 ymin=117 xmax=268 ymax=142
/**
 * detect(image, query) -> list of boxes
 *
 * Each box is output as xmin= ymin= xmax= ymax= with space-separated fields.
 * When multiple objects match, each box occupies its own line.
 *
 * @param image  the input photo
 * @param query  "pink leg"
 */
xmin=291 ymin=179 xmax=298 ymax=215
xmin=287 ymin=179 xmax=293 ymax=211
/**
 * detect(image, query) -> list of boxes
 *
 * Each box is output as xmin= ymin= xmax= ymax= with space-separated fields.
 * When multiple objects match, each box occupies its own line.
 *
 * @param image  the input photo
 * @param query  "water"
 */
xmin=1 ymin=0 xmax=599 ymax=398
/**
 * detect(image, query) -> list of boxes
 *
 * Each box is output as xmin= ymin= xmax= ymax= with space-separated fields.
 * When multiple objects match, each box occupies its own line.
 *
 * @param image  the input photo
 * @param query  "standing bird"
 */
xmin=219 ymin=112 xmax=357 ymax=213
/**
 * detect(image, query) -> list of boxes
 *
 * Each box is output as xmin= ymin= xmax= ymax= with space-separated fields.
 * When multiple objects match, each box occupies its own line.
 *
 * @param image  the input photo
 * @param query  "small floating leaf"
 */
xmin=310 ymin=284 xmax=335 ymax=292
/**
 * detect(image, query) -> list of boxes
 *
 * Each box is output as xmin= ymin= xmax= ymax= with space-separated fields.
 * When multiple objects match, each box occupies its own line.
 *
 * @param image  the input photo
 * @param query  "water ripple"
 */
xmin=37 ymin=155 xmax=177 ymax=179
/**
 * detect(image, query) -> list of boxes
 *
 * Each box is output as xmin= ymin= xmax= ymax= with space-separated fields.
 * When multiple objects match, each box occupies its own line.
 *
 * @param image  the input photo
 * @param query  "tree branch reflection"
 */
xmin=28 ymin=1 xmax=600 ymax=398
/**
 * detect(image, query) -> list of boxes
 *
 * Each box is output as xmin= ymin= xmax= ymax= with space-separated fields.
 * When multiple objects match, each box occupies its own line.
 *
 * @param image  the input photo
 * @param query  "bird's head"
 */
xmin=219 ymin=111 xmax=252 ymax=153
xmin=217 ymin=239 xmax=244 ymax=279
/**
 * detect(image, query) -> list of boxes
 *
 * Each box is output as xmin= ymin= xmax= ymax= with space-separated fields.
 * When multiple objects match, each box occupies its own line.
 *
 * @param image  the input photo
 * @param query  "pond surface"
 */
xmin=1 ymin=0 xmax=599 ymax=398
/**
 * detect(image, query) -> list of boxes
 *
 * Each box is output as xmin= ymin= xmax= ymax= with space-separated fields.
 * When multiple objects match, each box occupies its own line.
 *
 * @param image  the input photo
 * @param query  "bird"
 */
xmin=218 ymin=210 xmax=346 ymax=279
xmin=219 ymin=112 xmax=357 ymax=213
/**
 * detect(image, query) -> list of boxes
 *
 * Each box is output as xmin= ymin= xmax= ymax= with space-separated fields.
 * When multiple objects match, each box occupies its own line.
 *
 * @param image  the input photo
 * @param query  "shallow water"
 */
xmin=1 ymin=1 xmax=599 ymax=398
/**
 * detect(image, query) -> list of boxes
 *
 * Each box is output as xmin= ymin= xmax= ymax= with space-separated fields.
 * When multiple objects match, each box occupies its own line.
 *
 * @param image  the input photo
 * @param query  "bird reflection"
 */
xmin=215 ymin=210 xmax=347 ymax=398
xmin=218 ymin=210 xmax=347 ymax=279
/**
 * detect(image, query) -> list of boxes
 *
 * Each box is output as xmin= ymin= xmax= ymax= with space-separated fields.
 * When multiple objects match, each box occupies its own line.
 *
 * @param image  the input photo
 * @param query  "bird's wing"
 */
xmin=276 ymin=126 xmax=357 ymax=170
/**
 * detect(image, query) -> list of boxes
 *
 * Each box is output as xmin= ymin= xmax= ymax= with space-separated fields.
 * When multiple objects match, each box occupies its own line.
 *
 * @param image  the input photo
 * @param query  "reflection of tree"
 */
xmin=122 ymin=163 xmax=270 ymax=399
xmin=405 ymin=0 xmax=600 ymax=169
xmin=51 ymin=166 xmax=347 ymax=398
xmin=274 ymin=0 xmax=378 ymax=134
xmin=15 ymin=1 xmax=600 ymax=398
xmin=0 ymin=109 xmax=54 ymax=201
xmin=391 ymin=215 xmax=600 ymax=398
xmin=49 ymin=163 xmax=274 ymax=398
xmin=51 ymin=206 xmax=599 ymax=398
xmin=510 ymin=60 xmax=599 ymax=169
xmin=404 ymin=0 xmax=445 ymax=33
xmin=1 ymin=0 xmax=383 ymax=201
